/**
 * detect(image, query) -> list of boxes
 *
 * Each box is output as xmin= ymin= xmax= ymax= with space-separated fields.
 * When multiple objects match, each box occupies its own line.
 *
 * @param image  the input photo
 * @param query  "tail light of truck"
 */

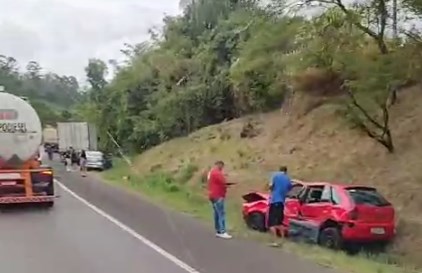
xmin=40 ymin=170 xmax=53 ymax=176
xmin=30 ymin=170 xmax=53 ymax=186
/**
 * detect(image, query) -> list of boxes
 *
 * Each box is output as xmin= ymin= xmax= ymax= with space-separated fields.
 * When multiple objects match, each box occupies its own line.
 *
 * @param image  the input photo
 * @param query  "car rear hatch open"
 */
xmin=346 ymin=186 xmax=395 ymax=223
xmin=242 ymin=192 xmax=268 ymax=203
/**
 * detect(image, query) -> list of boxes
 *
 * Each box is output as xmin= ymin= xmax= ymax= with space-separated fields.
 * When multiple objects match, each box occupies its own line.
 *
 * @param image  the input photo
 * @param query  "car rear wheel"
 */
xmin=319 ymin=227 xmax=342 ymax=249
xmin=246 ymin=212 xmax=267 ymax=232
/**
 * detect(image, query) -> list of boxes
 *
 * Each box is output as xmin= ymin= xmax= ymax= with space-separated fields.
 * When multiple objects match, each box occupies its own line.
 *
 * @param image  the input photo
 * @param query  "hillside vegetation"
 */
xmin=81 ymin=0 xmax=422 ymax=270
xmin=0 ymin=56 xmax=81 ymax=125
xmin=124 ymin=85 xmax=422 ymax=268
xmin=82 ymin=0 xmax=422 ymax=154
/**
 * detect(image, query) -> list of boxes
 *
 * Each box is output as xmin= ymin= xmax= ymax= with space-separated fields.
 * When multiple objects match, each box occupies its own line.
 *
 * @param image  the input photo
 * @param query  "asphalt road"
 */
xmin=0 ymin=159 xmax=337 ymax=273
xmin=0 ymin=183 xmax=188 ymax=273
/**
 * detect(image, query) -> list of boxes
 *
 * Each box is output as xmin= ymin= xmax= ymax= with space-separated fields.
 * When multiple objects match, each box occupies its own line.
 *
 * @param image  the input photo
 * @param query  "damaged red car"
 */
xmin=242 ymin=181 xmax=396 ymax=249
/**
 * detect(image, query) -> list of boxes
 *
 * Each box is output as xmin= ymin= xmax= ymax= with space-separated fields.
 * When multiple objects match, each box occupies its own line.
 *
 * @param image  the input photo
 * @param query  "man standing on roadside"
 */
xmin=208 ymin=160 xmax=232 ymax=239
xmin=267 ymin=166 xmax=293 ymax=247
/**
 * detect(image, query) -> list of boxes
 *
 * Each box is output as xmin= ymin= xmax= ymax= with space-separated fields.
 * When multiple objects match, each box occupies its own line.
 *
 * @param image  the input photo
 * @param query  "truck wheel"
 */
xmin=319 ymin=227 xmax=342 ymax=249
xmin=246 ymin=212 xmax=267 ymax=232
xmin=42 ymin=201 xmax=54 ymax=209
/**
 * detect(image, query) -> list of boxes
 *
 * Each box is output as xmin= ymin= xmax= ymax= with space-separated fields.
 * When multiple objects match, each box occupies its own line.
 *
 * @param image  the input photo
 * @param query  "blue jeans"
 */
xmin=211 ymin=198 xmax=226 ymax=234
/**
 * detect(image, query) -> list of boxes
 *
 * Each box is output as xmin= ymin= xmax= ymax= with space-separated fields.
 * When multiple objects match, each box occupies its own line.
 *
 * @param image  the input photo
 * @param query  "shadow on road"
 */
xmin=0 ymin=203 xmax=54 ymax=214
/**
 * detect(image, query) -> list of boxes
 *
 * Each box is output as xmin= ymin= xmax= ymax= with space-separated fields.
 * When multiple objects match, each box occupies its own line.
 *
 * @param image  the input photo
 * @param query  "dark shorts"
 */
xmin=268 ymin=202 xmax=284 ymax=227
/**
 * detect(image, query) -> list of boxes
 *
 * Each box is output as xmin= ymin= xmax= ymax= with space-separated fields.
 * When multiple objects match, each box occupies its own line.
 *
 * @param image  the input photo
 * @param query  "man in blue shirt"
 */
xmin=267 ymin=166 xmax=293 ymax=247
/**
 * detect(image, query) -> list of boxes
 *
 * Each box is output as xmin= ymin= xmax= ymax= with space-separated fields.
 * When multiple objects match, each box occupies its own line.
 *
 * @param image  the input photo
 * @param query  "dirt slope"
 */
xmin=132 ymin=86 xmax=422 ymax=267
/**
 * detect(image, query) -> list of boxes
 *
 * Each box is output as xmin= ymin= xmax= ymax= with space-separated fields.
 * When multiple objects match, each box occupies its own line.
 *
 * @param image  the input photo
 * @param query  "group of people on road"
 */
xmin=63 ymin=147 xmax=87 ymax=177
xmin=207 ymin=161 xmax=292 ymax=247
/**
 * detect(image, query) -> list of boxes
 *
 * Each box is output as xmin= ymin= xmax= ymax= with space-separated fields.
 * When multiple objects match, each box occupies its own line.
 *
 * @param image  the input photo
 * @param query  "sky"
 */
xmin=0 ymin=0 xmax=181 ymax=82
xmin=0 ymin=0 xmax=419 ymax=84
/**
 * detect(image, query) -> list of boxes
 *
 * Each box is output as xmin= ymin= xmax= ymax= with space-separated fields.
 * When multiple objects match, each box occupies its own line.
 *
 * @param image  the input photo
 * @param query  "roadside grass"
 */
xmin=101 ymin=159 xmax=417 ymax=273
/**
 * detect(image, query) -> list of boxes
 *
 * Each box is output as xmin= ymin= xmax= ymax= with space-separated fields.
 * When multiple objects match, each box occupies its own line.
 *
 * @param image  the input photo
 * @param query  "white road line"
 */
xmin=55 ymin=180 xmax=201 ymax=273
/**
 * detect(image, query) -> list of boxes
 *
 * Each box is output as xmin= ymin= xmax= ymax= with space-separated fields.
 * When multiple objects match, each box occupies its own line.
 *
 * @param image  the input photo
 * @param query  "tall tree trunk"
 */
xmin=392 ymin=0 xmax=398 ymax=38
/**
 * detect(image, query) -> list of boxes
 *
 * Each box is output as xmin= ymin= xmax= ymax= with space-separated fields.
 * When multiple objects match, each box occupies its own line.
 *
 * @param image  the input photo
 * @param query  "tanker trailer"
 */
xmin=0 ymin=91 xmax=55 ymax=207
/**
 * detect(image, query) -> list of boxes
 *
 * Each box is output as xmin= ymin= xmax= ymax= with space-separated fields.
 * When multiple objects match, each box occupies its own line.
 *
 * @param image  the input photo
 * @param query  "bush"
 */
xmin=292 ymin=68 xmax=343 ymax=97
xmin=177 ymin=163 xmax=199 ymax=184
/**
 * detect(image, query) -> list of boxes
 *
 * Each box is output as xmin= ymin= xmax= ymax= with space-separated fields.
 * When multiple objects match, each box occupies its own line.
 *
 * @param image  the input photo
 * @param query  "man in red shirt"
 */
xmin=207 ymin=160 xmax=232 ymax=239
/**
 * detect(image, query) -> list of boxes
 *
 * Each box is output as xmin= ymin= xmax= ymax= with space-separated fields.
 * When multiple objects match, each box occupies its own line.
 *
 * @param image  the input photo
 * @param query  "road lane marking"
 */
xmin=55 ymin=180 xmax=201 ymax=273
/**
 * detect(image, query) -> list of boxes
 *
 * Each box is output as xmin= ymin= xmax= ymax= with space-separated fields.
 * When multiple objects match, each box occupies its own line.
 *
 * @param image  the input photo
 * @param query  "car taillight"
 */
xmin=348 ymin=208 xmax=359 ymax=220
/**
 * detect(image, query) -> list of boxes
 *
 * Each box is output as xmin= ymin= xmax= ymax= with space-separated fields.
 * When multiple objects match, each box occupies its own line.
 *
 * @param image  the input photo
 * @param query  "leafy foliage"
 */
xmin=81 ymin=0 xmax=422 ymax=153
xmin=0 ymin=56 xmax=81 ymax=126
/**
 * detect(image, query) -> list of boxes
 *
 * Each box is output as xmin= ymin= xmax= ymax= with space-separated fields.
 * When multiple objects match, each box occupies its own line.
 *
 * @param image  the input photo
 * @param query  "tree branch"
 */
xmin=344 ymin=85 xmax=394 ymax=152
xmin=309 ymin=0 xmax=389 ymax=53
xmin=345 ymin=88 xmax=385 ymax=130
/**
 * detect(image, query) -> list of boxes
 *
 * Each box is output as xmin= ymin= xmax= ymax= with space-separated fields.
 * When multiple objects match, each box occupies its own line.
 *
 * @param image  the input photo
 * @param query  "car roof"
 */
xmin=86 ymin=150 xmax=103 ymax=154
xmin=294 ymin=180 xmax=373 ymax=189
xmin=292 ymin=180 xmax=327 ymax=186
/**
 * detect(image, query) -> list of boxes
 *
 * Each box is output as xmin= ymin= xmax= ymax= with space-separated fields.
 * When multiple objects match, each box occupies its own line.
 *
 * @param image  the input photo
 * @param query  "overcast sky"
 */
xmin=0 ymin=0 xmax=180 ymax=82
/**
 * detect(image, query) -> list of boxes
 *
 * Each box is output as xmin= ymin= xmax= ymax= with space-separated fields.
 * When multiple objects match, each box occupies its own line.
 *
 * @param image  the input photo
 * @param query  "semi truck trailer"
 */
xmin=43 ymin=125 xmax=59 ymax=153
xmin=57 ymin=122 xmax=98 ymax=152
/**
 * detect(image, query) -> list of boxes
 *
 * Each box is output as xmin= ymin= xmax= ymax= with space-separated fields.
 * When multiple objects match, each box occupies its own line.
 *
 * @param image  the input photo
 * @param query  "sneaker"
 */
xmin=216 ymin=232 xmax=232 ymax=239
xmin=268 ymin=242 xmax=282 ymax=248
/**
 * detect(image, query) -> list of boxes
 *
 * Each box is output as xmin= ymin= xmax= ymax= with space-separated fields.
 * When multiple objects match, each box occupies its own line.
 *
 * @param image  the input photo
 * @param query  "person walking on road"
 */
xmin=267 ymin=166 xmax=293 ymax=247
xmin=71 ymin=148 xmax=79 ymax=172
xmin=46 ymin=145 xmax=53 ymax=161
xmin=64 ymin=148 xmax=72 ymax=172
xmin=207 ymin=160 xmax=233 ymax=239
xmin=80 ymin=150 xmax=87 ymax=177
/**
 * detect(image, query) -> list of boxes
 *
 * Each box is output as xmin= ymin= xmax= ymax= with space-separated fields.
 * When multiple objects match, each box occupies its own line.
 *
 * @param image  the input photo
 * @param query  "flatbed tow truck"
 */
xmin=0 ymin=88 xmax=55 ymax=207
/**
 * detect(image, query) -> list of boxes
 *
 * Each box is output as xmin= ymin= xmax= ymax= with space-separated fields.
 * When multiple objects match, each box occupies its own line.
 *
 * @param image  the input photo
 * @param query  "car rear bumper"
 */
xmin=342 ymin=222 xmax=395 ymax=242
xmin=86 ymin=162 xmax=104 ymax=169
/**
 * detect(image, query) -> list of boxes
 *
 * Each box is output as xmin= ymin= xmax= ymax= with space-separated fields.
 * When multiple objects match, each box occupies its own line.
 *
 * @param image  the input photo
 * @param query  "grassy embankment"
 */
xmin=102 ymin=87 xmax=422 ymax=273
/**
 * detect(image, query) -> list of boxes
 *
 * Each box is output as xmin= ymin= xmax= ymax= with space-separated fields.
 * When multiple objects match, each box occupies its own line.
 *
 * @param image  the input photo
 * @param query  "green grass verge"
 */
xmin=102 ymin=159 xmax=417 ymax=273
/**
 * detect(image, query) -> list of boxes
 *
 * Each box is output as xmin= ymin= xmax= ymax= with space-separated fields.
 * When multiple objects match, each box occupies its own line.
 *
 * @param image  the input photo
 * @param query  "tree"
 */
xmin=284 ymin=1 xmax=406 ymax=152
xmin=0 ymin=55 xmax=18 ymax=73
xmin=403 ymin=0 xmax=422 ymax=15
xmin=80 ymin=0 xmax=422 ymax=154
xmin=26 ymin=61 xmax=42 ymax=79
xmin=0 ymin=55 xmax=80 ymax=125
xmin=85 ymin=59 xmax=108 ymax=91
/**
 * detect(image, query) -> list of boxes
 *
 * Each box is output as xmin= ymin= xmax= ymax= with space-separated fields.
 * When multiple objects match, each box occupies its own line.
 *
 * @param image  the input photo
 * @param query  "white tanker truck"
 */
xmin=0 ymin=90 xmax=55 ymax=207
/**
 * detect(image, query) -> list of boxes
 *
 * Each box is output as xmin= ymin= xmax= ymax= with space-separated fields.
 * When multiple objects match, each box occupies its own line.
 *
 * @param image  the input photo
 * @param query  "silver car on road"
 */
xmin=85 ymin=151 xmax=112 ymax=171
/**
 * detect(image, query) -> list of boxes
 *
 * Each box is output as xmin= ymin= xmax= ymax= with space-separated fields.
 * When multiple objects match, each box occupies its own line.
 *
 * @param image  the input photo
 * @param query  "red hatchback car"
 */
xmin=242 ymin=181 xmax=396 ymax=249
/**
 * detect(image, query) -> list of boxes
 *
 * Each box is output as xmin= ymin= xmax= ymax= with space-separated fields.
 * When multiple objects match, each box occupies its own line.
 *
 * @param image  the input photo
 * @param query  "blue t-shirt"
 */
xmin=269 ymin=172 xmax=293 ymax=204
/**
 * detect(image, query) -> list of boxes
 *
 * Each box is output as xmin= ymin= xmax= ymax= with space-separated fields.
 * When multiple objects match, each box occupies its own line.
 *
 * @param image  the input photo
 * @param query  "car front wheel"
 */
xmin=246 ymin=212 xmax=267 ymax=232
xmin=319 ymin=227 xmax=342 ymax=249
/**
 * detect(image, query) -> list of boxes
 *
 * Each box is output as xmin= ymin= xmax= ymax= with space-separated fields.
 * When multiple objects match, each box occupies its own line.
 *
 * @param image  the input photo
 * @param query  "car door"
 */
xmin=299 ymin=185 xmax=332 ymax=223
xmin=283 ymin=183 xmax=305 ymax=225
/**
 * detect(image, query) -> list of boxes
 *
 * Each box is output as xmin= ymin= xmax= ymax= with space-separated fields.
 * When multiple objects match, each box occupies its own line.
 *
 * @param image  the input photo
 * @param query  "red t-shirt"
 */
xmin=207 ymin=167 xmax=227 ymax=200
